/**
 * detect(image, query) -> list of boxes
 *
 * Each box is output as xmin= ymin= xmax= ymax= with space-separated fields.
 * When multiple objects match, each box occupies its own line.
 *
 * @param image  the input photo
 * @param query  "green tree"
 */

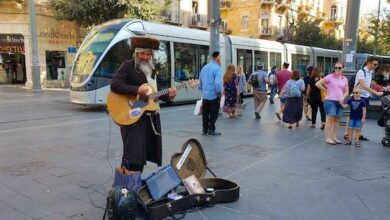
xmin=290 ymin=19 xmax=322 ymax=46
xmin=47 ymin=0 xmax=129 ymax=27
xmin=47 ymin=0 xmax=170 ymax=27
xmin=289 ymin=19 xmax=342 ymax=50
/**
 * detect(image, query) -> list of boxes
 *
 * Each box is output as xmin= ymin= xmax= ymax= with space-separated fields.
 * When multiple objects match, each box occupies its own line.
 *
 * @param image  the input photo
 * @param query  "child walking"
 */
xmin=341 ymin=87 xmax=367 ymax=147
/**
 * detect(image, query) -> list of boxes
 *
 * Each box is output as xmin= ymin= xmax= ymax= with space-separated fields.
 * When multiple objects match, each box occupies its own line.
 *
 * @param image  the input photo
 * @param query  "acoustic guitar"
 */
xmin=107 ymin=80 xmax=197 ymax=126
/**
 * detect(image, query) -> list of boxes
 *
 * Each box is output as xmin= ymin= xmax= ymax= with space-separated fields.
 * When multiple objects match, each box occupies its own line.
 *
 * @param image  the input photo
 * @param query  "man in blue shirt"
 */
xmin=198 ymin=51 xmax=223 ymax=136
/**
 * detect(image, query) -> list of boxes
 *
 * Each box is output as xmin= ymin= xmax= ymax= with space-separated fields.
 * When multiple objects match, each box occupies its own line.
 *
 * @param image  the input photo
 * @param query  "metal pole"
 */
xmin=208 ymin=0 xmax=220 ymax=55
xmin=373 ymin=0 xmax=381 ymax=56
xmin=28 ymin=0 xmax=42 ymax=91
xmin=342 ymin=0 xmax=361 ymax=73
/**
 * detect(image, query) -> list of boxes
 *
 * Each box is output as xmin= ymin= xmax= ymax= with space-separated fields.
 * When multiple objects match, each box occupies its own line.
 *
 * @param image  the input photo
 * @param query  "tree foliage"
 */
xmin=289 ymin=19 xmax=342 ymax=50
xmin=47 ymin=0 xmax=128 ymax=27
xmin=363 ymin=10 xmax=390 ymax=56
xmin=47 ymin=0 xmax=170 ymax=28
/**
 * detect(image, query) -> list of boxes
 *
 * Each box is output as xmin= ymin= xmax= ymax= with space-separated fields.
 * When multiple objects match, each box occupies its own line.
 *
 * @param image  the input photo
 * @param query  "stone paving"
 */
xmin=0 ymin=85 xmax=390 ymax=220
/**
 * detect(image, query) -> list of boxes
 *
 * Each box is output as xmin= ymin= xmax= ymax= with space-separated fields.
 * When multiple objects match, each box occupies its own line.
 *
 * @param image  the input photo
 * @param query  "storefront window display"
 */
xmin=46 ymin=51 xmax=66 ymax=80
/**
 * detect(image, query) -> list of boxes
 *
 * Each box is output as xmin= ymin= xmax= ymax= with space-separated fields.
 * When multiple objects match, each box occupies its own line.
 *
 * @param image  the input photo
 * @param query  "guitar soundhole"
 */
xmin=133 ymin=95 xmax=149 ymax=108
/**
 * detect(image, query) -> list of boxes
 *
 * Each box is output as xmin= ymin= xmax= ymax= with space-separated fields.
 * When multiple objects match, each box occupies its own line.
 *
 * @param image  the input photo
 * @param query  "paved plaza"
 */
xmin=0 ymin=85 xmax=390 ymax=220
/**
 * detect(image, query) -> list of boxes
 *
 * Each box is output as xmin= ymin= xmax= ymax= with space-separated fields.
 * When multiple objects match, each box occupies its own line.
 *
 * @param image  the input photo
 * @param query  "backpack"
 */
xmin=248 ymin=73 xmax=259 ymax=88
xmin=268 ymin=72 xmax=276 ymax=85
xmin=349 ymin=68 xmax=366 ymax=94
xmin=104 ymin=186 xmax=138 ymax=220
xmin=287 ymin=80 xmax=301 ymax=97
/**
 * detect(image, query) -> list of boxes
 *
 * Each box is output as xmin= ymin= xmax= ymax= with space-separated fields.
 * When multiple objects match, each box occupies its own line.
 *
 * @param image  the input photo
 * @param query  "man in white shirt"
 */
xmin=353 ymin=56 xmax=383 ymax=141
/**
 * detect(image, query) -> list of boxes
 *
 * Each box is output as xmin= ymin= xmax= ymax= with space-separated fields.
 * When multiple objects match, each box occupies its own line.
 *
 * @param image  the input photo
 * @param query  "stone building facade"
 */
xmin=0 ymin=0 xmax=80 ymax=88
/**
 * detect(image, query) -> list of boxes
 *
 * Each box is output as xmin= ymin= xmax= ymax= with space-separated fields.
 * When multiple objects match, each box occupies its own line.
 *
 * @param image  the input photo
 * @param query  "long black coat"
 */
xmin=110 ymin=60 xmax=168 ymax=167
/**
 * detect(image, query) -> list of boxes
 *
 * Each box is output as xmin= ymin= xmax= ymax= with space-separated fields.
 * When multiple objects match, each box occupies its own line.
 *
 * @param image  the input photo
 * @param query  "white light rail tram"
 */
xmin=70 ymin=19 xmax=390 ymax=105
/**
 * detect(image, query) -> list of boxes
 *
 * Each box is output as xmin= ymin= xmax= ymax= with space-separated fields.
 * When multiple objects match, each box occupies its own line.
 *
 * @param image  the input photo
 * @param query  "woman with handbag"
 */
xmin=306 ymin=67 xmax=326 ymax=129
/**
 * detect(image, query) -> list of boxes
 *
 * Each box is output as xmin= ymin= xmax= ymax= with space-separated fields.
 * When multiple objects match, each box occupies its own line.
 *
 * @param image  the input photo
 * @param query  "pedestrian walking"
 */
xmin=315 ymin=62 xmax=349 ymax=145
xmin=303 ymin=65 xmax=313 ymax=121
xmin=248 ymin=64 xmax=269 ymax=119
xmin=223 ymin=64 xmax=239 ymax=118
xmin=306 ymin=67 xmax=326 ymax=129
xmin=275 ymin=62 xmax=292 ymax=121
xmin=268 ymin=66 xmax=278 ymax=104
xmin=281 ymin=70 xmax=305 ymax=128
xmin=236 ymin=65 xmax=246 ymax=104
xmin=198 ymin=51 xmax=223 ymax=136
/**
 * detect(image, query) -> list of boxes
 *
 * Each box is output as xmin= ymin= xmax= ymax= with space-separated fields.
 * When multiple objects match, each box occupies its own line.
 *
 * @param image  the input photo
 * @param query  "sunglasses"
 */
xmin=353 ymin=92 xmax=360 ymax=94
xmin=334 ymin=67 xmax=343 ymax=70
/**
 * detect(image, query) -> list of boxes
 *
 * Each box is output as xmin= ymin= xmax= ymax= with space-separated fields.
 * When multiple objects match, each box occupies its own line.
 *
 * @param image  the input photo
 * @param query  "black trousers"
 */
xmin=202 ymin=97 xmax=220 ymax=133
xmin=310 ymin=98 xmax=326 ymax=125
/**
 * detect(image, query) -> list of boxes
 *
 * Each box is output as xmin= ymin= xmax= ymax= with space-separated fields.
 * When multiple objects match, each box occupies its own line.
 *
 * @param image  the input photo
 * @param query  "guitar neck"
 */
xmin=154 ymin=83 xmax=187 ymax=98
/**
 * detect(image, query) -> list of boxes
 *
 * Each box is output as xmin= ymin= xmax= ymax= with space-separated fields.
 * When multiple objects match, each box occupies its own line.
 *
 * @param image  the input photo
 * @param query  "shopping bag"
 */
xmin=113 ymin=167 xmax=142 ymax=191
xmin=194 ymin=98 xmax=203 ymax=116
xmin=220 ymin=95 xmax=225 ymax=110
xmin=235 ymin=97 xmax=244 ymax=117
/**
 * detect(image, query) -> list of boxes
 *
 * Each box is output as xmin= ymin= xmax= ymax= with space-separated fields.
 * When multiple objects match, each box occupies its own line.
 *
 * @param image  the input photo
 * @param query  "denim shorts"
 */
xmin=349 ymin=118 xmax=362 ymax=129
xmin=280 ymin=97 xmax=287 ymax=104
xmin=324 ymin=100 xmax=343 ymax=117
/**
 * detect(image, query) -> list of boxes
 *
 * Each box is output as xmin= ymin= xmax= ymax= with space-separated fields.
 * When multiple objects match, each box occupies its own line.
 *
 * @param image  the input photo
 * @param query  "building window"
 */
xmin=261 ymin=18 xmax=270 ymax=34
xmin=46 ymin=51 xmax=66 ymax=80
xmin=330 ymin=5 xmax=337 ymax=21
xmin=242 ymin=15 xmax=249 ymax=31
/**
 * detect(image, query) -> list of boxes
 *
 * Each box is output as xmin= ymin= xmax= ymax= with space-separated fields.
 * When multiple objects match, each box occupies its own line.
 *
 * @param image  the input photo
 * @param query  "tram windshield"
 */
xmin=71 ymin=27 xmax=120 ymax=84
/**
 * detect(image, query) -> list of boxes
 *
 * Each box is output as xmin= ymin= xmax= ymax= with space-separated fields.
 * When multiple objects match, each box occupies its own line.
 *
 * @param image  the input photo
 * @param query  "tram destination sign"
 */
xmin=0 ymin=34 xmax=25 ymax=54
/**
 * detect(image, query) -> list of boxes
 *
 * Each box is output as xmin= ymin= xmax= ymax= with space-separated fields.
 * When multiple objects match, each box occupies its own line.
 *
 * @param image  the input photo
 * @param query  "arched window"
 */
xmin=330 ymin=5 xmax=337 ymax=21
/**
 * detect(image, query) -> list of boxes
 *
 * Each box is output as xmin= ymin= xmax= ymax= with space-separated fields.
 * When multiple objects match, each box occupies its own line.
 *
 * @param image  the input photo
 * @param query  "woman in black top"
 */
xmin=306 ymin=67 xmax=325 ymax=129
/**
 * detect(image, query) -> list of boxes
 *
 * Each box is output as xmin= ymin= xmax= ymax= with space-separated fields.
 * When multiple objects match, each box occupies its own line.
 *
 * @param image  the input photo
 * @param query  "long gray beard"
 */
xmin=135 ymin=58 xmax=154 ymax=78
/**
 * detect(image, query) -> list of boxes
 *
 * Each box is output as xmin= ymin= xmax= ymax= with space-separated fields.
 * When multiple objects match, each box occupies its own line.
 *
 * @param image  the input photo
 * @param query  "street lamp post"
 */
xmin=28 ymin=0 xmax=41 ymax=91
xmin=208 ymin=0 xmax=220 ymax=55
xmin=342 ymin=0 xmax=361 ymax=73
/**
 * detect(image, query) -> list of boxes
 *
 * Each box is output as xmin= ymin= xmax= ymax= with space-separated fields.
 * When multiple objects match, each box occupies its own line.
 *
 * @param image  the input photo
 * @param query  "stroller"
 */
xmin=378 ymin=91 xmax=390 ymax=147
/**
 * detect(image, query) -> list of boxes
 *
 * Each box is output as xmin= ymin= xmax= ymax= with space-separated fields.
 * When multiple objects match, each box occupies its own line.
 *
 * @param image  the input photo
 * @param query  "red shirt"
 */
xmin=372 ymin=84 xmax=383 ymax=92
xmin=276 ymin=69 xmax=292 ymax=92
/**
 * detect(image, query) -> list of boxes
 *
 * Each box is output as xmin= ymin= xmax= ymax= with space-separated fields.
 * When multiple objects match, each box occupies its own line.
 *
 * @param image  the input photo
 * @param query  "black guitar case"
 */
xmin=137 ymin=139 xmax=240 ymax=220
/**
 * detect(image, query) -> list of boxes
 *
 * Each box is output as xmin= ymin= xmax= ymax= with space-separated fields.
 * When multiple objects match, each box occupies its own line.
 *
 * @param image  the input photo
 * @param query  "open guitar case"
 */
xmin=137 ymin=138 xmax=240 ymax=220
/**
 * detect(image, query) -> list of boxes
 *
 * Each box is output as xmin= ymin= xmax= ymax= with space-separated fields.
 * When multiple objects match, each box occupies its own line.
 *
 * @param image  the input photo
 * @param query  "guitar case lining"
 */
xmin=137 ymin=139 xmax=240 ymax=220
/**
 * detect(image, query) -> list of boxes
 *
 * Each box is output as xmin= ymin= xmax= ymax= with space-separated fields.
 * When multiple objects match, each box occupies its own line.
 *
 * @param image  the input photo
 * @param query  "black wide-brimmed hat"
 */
xmin=131 ymin=36 xmax=160 ymax=50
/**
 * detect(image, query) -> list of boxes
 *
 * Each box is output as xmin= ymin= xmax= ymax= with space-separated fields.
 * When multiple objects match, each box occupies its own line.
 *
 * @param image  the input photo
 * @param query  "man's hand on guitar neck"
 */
xmin=138 ymin=85 xmax=149 ymax=96
xmin=168 ymin=87 xmax=177 ymax=100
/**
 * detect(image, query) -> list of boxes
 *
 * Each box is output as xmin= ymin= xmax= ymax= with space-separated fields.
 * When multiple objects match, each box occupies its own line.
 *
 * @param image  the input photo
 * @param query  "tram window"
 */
xmin=155 ymin=41 xmax=171 ymax=90
xmin=95 ymin=39 xmax=131 ymax=79
xmin=255 ymin=51 xmax=268 ymax=71
xmin=325 ymin=57 xmax=332 ymax=75
xmin=174 ymin=42 xmax=208 ymax=80
xmin=332 ymin=57 xmax=338 ymax=67
xmin=46 ymin=51 xmax=66 ymax=80
xmin=199 ymin=45 xmax=209 ymax=76
xmin=316 ymin=56 xmax=324 ymax=69
xmin=270 ymin=52 xmax=281 ymax=69
xmin=291 ymin=54 xmax=310 ymax=76
xmin=237 ymin=49 xmax=253 ymax=80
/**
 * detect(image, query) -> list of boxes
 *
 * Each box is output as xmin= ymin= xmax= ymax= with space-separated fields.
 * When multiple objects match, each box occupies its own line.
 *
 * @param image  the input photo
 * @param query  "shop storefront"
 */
xmin=0 ymin=34 xmax=26 ymax=84
xmin=0 ymin=1 xmax=80 ymax=88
